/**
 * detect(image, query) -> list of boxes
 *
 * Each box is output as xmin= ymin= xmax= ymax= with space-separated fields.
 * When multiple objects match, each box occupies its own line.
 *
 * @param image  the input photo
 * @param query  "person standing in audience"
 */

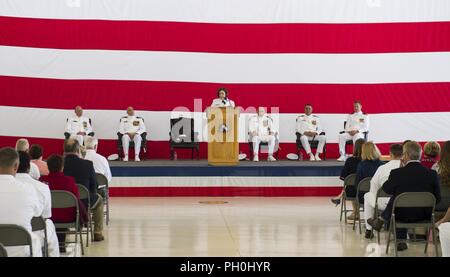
xmin=211 ymin=88 xmax=235 ymax=108
xmin=119 ymin=106 xmax=146 ymax=162
xmin=296 ymin=104 xmax=326 ymax=161
xmin=337 ymin=101 xmax=369 ymax=162
xmin=15 ymin=138 xmax=40 ymax=180
xmin=84 ymin=137 xmax=112 ymax=183
xmin=63 ymin=139 xmax=104 ymax=241
xmin=0 ymin=147 xmax=43 ymax=257
xmin=345 ymin=141 xmax=382 ymax=221
xmin=65 ymin=106 xmax=94 ymax=146
xmin=422 ymin=141 xmax=440 ymax=169
xmin=249 ymin=107 xmax=277 ymax=162
xmin=363 ymin=144 xmax=403 ymax=239
xmin=29 ymin=144 xmax=49 ymax=176
xmin=434 ymin=141 xmax=450 ymax=215
xmin=40 ymin=154 xmax=87 ymax=253
xmin=331 ymin=138 xmax=365 ymax=206
xmin=368 ymin=141 xmax=441 ymax=252
xmin=15 ymin=151 xmax=59 ymax=257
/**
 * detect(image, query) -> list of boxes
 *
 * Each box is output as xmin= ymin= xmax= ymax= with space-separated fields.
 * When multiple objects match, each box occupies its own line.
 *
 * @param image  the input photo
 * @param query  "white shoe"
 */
xmin=337 ymin=155 xmax=346 ymax=162
xmin=309 ymin=153 xmax=315 ymax=161
xmin=315 ymin=153 xmax=322 ymax=161
xmin=253 ymin=155 xmax=259 ymax=162
xmin=123 ymin=156 xmax=129 ymax=162
xmin=268 ymin=155 xmax=277 ymax=162
xmin=135 ymin=156 xmax=141 ymax=162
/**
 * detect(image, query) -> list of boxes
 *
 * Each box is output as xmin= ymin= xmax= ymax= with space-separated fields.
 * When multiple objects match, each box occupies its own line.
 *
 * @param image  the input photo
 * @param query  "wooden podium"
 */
xmin=207 ymin=107 xmax=239 ymax=166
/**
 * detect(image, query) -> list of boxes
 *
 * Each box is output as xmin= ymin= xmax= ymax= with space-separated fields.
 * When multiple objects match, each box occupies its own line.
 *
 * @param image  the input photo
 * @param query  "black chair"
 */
xmin=169 ymin=117 xmax=200 ymax=160
xmin=340 ymin=121 xmax=369 ymax=144
xmin=117 ymin=118 xmax=148 ymax=160
xmin=295 ymin=132 xmax=327 ymax=160
xmin=64 ymin=118 xmax=95 ymax=140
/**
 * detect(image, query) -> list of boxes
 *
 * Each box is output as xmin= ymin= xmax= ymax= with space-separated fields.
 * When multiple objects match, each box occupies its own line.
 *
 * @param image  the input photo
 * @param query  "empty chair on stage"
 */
xmin=169 ymin=116 xmax=200 ymax=160
xmin=117 ymin=106 xmax=147 ymax=162
xmin=64 ymin=106 xmax=94 ymax=146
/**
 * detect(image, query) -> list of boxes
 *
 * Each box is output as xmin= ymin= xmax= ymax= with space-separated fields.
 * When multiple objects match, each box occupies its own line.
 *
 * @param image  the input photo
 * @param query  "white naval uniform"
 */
xmin=119 ymin=116 xmax=146 ymax=159
xmin=16 ymin=174 xmax=59 ymax=257
xmin=249 ymin=115 xmax=277 ymax=156
xmin=65 ymin=116 xmax=93 ymax=146
xmin=84 ymin=149 xmax=112 ymax=183
xmin=211 ymin=98 xmax=235 ymax=108
xmin=296 ymin=114 xmax=326 ymax=154
xmin=338 ymin=112 xmax=370 ymax=156
xmin=0 ymin=175 xmax=43 ymax=257
xmin=364 ymin=160 xmax=400 ymax=230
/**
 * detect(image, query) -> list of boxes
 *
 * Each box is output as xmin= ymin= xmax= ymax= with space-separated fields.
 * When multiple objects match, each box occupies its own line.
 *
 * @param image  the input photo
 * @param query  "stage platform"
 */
xmin=109 ymin=160 xmax=344 ymax=197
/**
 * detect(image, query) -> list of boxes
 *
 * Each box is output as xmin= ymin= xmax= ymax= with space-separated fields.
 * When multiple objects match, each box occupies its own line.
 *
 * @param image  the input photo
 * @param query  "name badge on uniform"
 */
xmin=133 ymin=121 xmax=140 ymax=126
xmin=263 ymin=120 xmax=268 ymax=127
xmin=83 ymin=122 xmax=88 ymax=128
xmin=359 ymin=118 xmax=365 ymax=123
xmin=312 ymin=120 xmax=317 ymax=125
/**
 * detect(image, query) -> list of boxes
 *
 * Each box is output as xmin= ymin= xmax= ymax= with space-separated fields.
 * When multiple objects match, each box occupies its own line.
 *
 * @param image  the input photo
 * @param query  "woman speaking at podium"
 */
xmin=211 ymin=88 xmax=235 ymax=107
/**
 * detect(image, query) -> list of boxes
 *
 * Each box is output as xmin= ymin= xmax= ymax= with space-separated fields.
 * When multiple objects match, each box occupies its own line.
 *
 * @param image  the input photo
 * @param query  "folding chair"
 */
xmin=0 ymin=242 xmax=7 ymax=257
xmin=295 ymin=132 xmax=327 ymax=160
xmin=386 ymin=192 xmax=439 ymax=257
xmin=354 ymin=177 xmax=372 ymax=233
xmin=77 ymin=184 xmax=94 ymax=245
xmin=31 ymin=216 xmax=48 ymax=257
xmin=169 ymin=117 xmax=200 ymax=160
xmin=0 ymin=224 xmax=33 ymax=257
xmin=96 ymin=173 xmax=110 ymax=225
xmin=374 ymin=188 xmax=392 ymax=244
xmin=340 ymin=174 xmax=357 ymax=224
xmin=51 ymin=190 xmax=83 ymax=256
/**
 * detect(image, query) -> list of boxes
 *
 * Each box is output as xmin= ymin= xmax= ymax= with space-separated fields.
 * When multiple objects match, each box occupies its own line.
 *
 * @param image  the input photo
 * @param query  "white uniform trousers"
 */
xmin=252 ymin=135 xmax=276 ymax=155
xmin=122 ymin=134 xmax=142 ymax=157
xmin=70 ymin=134 xmax=86 ymax=146
xmin=300 ymin=135 xmax=326 ymax=154
xmin=33 ymin=219 xmax=59 ymax=257
xmin=338 ymin=132 xmax=364 ymax=156
xmin=364 ymin=192 xmax=390 ymax=231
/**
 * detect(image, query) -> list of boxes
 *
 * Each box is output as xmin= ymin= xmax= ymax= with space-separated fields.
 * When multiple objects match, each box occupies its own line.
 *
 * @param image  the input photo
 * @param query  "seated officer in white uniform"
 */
xmin=296 ymin=104 xmax=326 ymax=161
xmin=119 ymin=107 xmax=146 ymax=162
xmin=65 ymin=106 xmax=94 ymax=146
xmin=338 ymin=101 xmax=370 ymax=161
xmin=211 ymin=88 xmax=235 ymax=108
xmin=84 ymin=137 xmax=112 ymax=183
xmin=249 ymin=107 xmax=277 ymax=162
xmin=15 ymin=152 xmax=59 ymax=257
xmin=0 ymin=147 xmax=43 ymax=257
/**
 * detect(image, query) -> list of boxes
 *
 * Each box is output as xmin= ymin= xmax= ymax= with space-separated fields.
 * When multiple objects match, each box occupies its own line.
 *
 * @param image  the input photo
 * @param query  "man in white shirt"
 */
xmin=84 ymin=137 xmax=112 ymax=183
xmin=65 ymin=106 xmax=94 ymax=146
xmin=249 ymin=107 xmax=277 ymax=162
xmin=363 ymin=144 xmax=403 ymax=239
xmin=15 ymin=151 xmax=59 ymax=257
xmin=296 ymin=104 xmax=326 ymax=161
xmin=119 ymin=107 xmax=147 ymax=162
xmin=15 ymin=138 xmax=40 ymax=180
xmin=337 ymin=101 xmax=370 ymax=161
xmin=211 ymin=88 xmax=235 ymax=108
xmin=0 ymin=147 xmax=43 ymax=257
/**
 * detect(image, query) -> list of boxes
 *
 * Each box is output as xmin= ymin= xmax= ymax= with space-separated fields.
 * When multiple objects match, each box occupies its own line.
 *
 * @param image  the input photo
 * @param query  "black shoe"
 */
xmin=365 ymin=230 xmax=374 ymax=239
xmin=397 ymin=242 xmax=408 ymax=251
xmin=59 ymin=247 xmax=66 ymax=253
xmin=331 ymin=198 xmax=341 ymax=206
xmin=408 ymin=233 xmax=426 ymax=242
xmin=367 ymin=217 xmax=385 ymax=232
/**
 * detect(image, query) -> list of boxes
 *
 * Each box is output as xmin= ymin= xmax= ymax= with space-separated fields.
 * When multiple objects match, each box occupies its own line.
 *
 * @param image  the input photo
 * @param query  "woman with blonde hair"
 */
xmin=422 ymin=141 xmax=440 ymax=169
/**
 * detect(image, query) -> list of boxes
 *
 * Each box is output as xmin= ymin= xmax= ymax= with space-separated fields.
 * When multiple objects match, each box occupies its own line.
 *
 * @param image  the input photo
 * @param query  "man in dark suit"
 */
xmin=63 ymin=139 xmax=105 ymax=241
xmin=368 ymin=141 xmax=441 ymax=251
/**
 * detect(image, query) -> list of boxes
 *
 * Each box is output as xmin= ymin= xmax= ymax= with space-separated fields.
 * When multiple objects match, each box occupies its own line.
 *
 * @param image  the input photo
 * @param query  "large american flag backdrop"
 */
xmin=1 ymin=0 xmax=450 ymax=161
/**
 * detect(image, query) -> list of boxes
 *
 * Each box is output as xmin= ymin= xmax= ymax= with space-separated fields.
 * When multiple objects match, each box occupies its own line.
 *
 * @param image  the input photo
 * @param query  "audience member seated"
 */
xmin=363 ymin=144 xmax=403 ymax=239
xmin=0 ymin=147 xmax=43 ymax=257
xmin=29 ymin=144 xmax=49 ymax=176
xmin=84 ymin=137 xmax=112 ymax=183
xmin=368 ymin=141 xmax=441 ymax=252
xmin=331 ymin=138 xmax=365 ymax=206
xmin=434 ymin=141 xmax=450 ymax=214
xmin=422 ymin=141 xmax=440 ymax=169
xmin=40 ymin=155 xmax=88 ymax=253
xmin=15 ymin=138 xmax=40 ymax=180
xmin=15 ymin=152 xmax=59 ymax=257
xmin=63 ymin=139 xmax=104 ymax=241
xmin=345 ymin=141 xmax=382 ymax=221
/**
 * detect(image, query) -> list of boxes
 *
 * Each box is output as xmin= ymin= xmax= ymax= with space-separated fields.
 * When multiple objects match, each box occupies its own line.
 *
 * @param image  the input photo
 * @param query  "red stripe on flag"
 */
xmin=1 ymin=76 xmax=449 ymax=114
xmin=1 ymin=16 xmax=450 ymax=53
